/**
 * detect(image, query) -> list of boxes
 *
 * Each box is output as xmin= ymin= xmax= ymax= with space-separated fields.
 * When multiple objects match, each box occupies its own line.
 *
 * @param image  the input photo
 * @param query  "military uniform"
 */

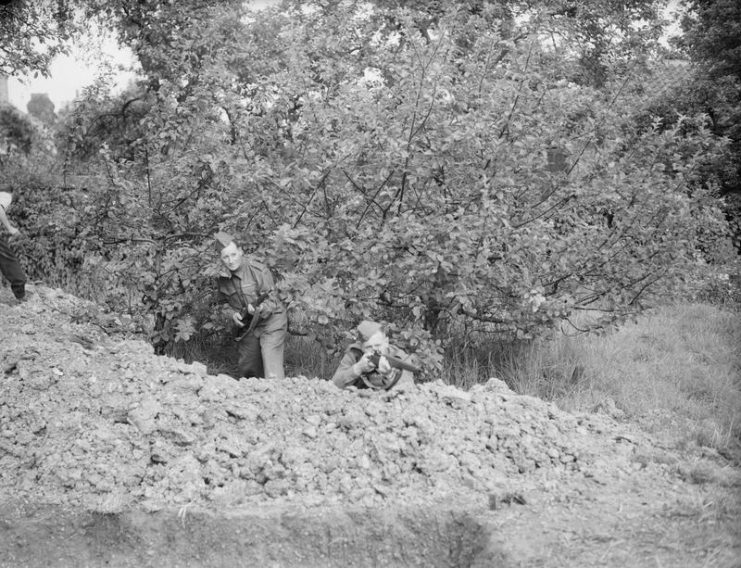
xmin=217 ymin=258 xmax=287 ymax=379
xmin=0 ymin=192 xmax=26 ymax=301
xmin=332 ymin=342 xmax=409 ymax=390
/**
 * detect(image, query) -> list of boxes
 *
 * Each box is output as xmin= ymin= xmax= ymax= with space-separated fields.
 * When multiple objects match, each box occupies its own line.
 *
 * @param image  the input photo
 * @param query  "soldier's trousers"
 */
xmin=0 ymin=235 xmax=26 ymax=300
xmin=237 ymin=323 xmax=286 ymax=380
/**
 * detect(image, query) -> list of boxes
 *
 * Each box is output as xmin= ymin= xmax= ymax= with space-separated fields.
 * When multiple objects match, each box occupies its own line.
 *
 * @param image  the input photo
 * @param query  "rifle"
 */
xmin=234 ymin=291 xmax=270 ymax=341
xmin=367 ymin=350 xmax=421 ymax=373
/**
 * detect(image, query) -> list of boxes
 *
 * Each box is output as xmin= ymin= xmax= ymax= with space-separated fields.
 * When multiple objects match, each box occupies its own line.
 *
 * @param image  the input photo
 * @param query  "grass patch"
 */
xmin=497 ymin=303 xmax=741 ymax=452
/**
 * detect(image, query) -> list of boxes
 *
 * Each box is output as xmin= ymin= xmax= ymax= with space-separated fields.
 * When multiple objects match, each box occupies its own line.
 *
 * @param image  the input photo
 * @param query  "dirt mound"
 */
xmin=1 ymin=285 xmax=739 ymax=567
xmin=1 ymin=286 xmax=595 ymax=513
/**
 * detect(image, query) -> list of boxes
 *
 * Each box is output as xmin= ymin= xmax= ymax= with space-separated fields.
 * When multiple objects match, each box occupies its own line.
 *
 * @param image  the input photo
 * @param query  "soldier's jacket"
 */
xmin=216 ymin=258 xmax=287 ymax=337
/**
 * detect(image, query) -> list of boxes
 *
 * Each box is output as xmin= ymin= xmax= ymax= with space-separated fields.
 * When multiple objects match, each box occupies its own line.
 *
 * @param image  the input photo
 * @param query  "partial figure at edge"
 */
xmin=0 ymin=190 xmax=27 ymax=303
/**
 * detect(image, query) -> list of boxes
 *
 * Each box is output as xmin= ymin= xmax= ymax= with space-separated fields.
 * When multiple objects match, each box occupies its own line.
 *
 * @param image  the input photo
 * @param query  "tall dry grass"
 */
xmin=496 ymin=303 xmax=741 ymax=451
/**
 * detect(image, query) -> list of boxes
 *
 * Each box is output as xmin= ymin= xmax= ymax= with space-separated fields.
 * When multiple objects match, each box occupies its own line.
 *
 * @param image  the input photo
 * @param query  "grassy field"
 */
xmin=483 ymin=303 xmax=741 ymax=452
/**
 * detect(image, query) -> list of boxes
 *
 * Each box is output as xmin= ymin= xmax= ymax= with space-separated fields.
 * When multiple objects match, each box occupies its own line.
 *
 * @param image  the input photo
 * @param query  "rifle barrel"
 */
xmin=368 ymin=352 xmax=420 ymax=373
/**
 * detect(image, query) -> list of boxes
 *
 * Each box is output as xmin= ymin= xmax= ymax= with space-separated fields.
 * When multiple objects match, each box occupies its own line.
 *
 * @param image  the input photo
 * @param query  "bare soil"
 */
xmin=1 ymin=285 xmax=739 ymax=567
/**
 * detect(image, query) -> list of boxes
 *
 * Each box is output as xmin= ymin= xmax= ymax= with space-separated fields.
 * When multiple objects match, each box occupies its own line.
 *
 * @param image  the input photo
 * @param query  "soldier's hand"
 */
xmin=233 ymin=311 xmax=245 ymax=327
xmin=377 ymin=356 xmax=392 ymax=375
xmin=353 ymin=352 xmax=376 ymax=376
xmin=246 ymin=304 xmax=256 ymax=315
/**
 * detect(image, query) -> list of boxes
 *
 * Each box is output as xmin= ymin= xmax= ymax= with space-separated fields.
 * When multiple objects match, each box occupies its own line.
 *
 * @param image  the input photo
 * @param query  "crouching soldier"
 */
xmin=332 ymin=320 xmax=418 ymax=391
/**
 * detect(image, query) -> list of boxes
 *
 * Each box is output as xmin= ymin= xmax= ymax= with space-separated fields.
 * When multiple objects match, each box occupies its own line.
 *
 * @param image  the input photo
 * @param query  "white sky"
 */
xmin=7 ymin=0 xmax=683 ymax=113
xmin=8 ymin=36 xmax=137 ymax=112
xmin=7 ymin=0 xmax=278 ymax=113
xmin=8 ymin=30 xmax=135 ymax=112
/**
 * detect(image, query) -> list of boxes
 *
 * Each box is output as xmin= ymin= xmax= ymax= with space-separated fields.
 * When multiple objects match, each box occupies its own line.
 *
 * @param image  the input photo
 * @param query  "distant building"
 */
xmin=27 ymin=93 xmax=55 ymax=124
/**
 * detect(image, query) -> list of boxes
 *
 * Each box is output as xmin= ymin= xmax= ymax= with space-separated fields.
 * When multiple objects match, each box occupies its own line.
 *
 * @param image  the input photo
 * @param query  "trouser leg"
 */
xmin=237 ymin=332 xmax=264 ymax=379
xmin=260 ymin=325 xmax=286 ymax=380
xmin=0 ymin=236 xmax=26 ymax=300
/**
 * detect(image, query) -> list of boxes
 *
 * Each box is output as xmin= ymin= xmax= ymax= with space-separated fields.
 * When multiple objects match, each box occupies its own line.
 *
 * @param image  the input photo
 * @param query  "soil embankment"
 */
xmin=1 ymin=286 xmax=739 ymax=567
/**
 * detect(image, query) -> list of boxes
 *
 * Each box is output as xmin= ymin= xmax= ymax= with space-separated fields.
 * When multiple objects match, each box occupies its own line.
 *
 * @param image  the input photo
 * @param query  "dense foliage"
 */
xmin=1 ymin=0 xmax=736 ymax=373
xmin=669 ymin=0 xmax=741 ymax=248
xmin=0 ymin=0 xmax=76 ymax=77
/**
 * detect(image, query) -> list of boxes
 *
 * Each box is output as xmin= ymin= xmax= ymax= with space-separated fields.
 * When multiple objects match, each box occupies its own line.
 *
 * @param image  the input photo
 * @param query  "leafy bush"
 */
xmin=4 ymin=1 xmax=736 ymax=373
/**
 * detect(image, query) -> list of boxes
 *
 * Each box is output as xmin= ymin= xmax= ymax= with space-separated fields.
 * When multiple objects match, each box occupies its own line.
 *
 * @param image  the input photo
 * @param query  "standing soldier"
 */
xmin=214 ymin=231 xmax=287 ymax=379
xmin=0 ymin=190 xmax=27 ymax=303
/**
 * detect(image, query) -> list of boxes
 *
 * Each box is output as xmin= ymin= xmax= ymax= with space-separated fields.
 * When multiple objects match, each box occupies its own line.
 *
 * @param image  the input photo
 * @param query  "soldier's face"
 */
xmin=220 ymin=242 xmax=244 ymax=272
xmin=363 ymin=330 xmax=389 ymax=352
